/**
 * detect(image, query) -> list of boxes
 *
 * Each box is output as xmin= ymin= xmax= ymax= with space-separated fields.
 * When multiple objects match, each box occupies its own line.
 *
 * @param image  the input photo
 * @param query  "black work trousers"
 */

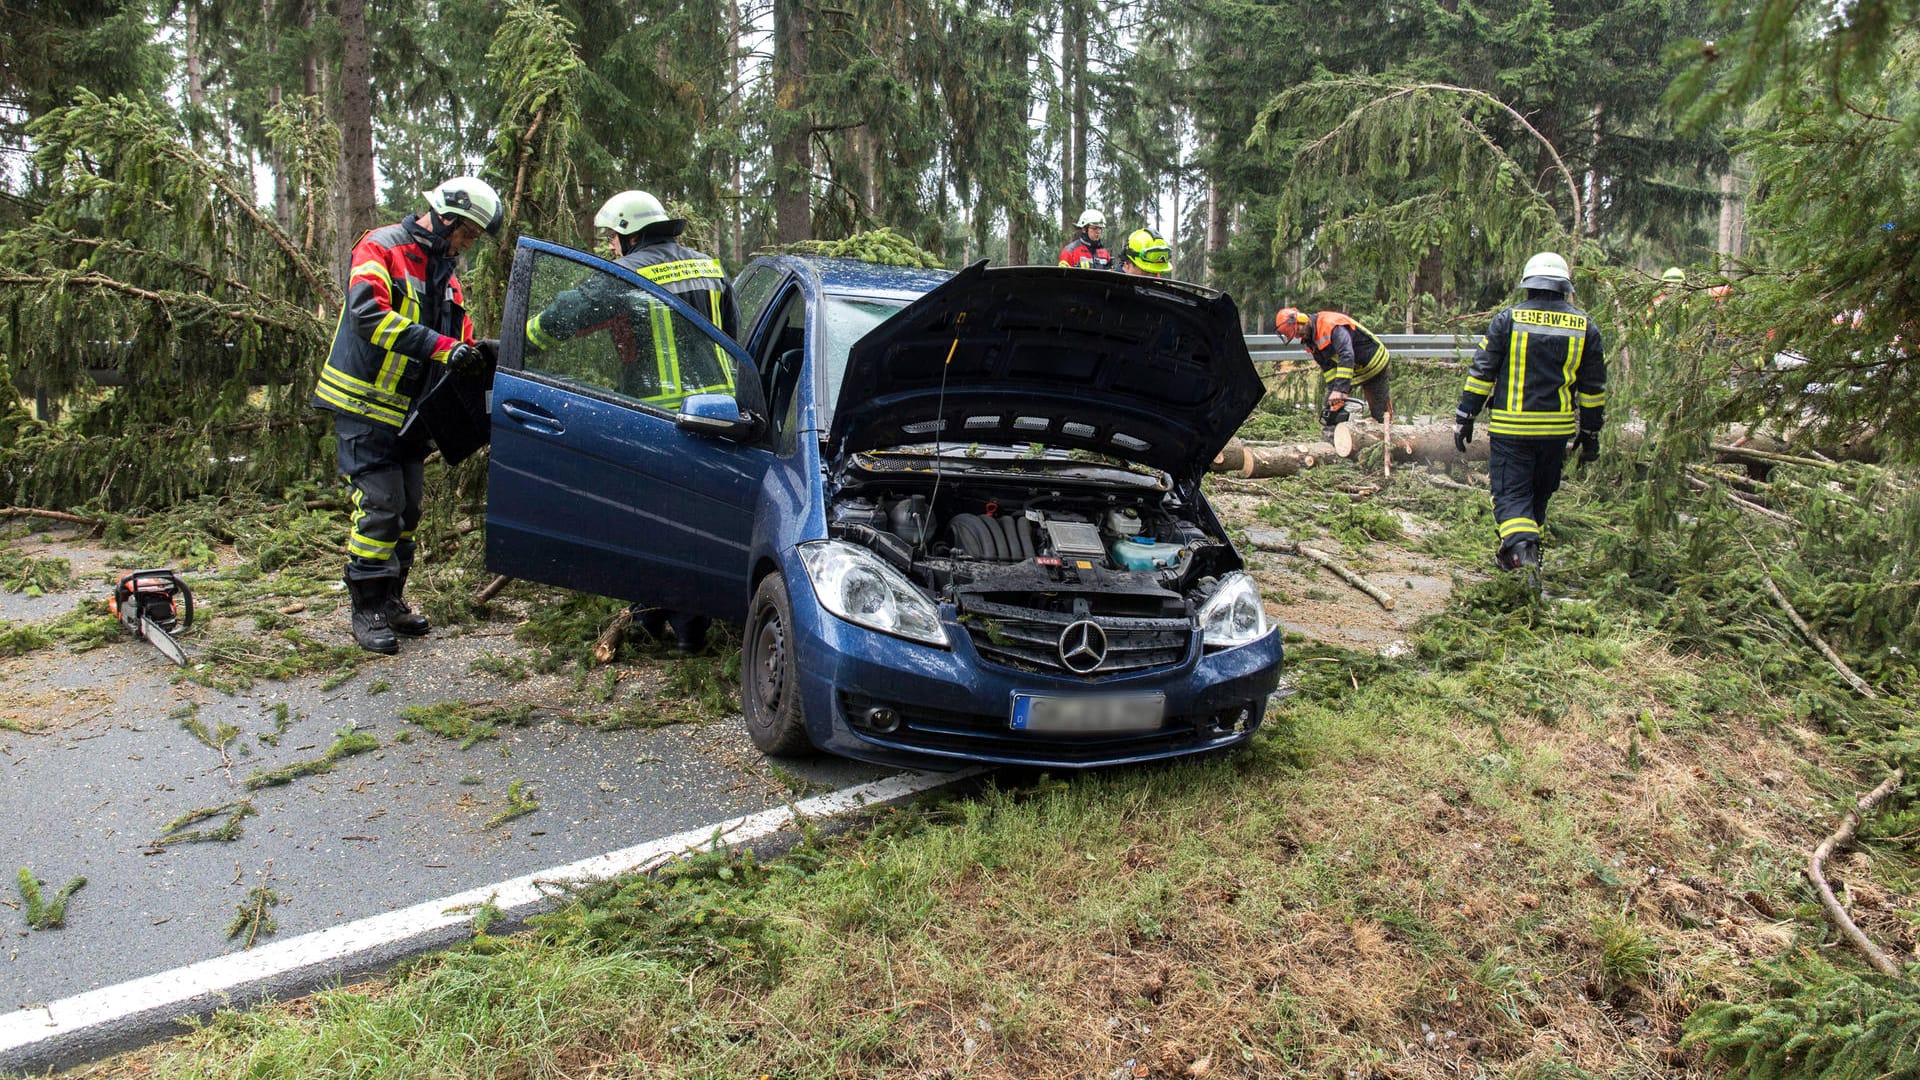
xmin=1488 ymin=435 xmax=1566 ymax=553
xmin=335 ymin=415 xmax=431 ymax=581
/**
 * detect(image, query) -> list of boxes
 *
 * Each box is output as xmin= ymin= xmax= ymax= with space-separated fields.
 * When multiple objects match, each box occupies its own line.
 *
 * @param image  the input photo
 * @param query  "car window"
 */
xmin=818 ymin=294 xmax=907 ymax=427
xmin=520 ymin=250 xmax=741 ymax=414
xmin=733 ymin=264 xmax=785 ymax=347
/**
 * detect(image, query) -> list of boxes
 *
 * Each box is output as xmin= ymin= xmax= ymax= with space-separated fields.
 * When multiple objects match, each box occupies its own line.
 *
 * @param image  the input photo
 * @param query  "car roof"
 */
xmin=755 ymin=254 xmax=952 ymax=302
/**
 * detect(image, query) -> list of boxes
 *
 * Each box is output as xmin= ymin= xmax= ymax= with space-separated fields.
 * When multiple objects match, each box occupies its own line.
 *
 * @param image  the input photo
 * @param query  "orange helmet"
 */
xmin=1274 ymin=307 xmax=1307 ymax=342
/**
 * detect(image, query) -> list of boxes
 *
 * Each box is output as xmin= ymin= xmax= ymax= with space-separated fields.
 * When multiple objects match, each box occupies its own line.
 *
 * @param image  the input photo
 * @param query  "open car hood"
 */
xmin=828 ymin=263 xmax=1265 ymax=477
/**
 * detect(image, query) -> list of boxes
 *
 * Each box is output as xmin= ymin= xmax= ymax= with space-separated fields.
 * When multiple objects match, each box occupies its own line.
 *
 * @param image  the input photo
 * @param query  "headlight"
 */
xmin=1199 ymin=572 xmax=1269 ymax=649
xmin=798 ymin=541 xmax=949 ymax=647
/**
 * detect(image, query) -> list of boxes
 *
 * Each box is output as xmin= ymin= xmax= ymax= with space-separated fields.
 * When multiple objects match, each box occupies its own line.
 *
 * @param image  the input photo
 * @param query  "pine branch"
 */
xmin=0 ymin=272 xmax=318 ymax=333
xmin=1807 ymin=768 xmax=1906 ymax=977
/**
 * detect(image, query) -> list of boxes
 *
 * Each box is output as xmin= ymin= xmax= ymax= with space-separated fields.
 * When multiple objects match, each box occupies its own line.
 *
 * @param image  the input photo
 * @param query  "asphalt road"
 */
xmin=0 ymin=572 xmax=893 ymax=1009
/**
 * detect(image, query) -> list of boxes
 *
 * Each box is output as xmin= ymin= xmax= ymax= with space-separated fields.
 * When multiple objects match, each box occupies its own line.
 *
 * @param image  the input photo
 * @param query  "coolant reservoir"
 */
xmin=1110 ymin=535 xmax=1187 ymax=571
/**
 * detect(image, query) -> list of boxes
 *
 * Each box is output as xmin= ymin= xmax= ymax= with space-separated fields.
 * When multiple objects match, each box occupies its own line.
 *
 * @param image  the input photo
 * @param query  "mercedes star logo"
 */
xmin=1058 ymin=619 xmax=1108 ymax=674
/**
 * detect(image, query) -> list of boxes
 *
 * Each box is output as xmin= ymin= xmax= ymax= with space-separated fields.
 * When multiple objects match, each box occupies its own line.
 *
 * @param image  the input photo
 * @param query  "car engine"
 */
xmin=825 ymin=457 xmax=1245 ymax=675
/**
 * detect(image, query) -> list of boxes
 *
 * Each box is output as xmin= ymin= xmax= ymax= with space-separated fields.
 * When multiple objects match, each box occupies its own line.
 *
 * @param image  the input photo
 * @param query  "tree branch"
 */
xmin=1807 ymin=768 xmax=1906 ymax=976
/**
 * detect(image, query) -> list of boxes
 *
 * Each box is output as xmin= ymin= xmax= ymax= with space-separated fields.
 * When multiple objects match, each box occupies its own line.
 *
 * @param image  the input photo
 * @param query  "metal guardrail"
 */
xmin=1245 ymin=332 xmax=1478 ymax=365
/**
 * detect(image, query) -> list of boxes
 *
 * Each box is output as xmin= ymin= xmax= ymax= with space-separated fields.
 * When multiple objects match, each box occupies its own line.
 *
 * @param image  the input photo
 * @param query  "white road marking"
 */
xmin=0 ymin=768 xmax=977 ymax=1063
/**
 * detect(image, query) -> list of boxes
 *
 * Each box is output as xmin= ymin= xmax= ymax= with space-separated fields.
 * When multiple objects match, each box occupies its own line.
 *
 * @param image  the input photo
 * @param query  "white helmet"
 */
xmin=422 ymin=176 xmax=503 ymax=234
xmin=595 ymin=190 xmax=685 ymax=237
xmin=1519 ymin=251 xmax=1573 ymax=293
xmin=1075 ymin=209 xmax=1106 ymax=229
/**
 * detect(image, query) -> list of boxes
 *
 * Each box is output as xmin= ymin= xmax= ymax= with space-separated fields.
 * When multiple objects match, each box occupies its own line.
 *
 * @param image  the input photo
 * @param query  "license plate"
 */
xmin=1010 ymin=693 xmax=1166 ymax=734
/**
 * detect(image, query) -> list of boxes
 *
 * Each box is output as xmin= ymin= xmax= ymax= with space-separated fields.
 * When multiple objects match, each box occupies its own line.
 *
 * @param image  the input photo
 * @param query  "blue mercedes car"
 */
xmin=485 ymin=238 xmax=1284 ymax=769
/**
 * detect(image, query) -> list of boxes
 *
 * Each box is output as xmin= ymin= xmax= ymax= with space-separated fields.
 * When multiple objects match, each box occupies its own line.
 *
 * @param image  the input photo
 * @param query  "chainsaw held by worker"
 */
xmin=110 ymin=568 xmax=194 ymax=666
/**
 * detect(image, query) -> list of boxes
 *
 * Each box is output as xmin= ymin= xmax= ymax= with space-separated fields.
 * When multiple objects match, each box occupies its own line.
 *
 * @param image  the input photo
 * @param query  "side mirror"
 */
xmin=675 ymin=393 xmax=753 ymax=438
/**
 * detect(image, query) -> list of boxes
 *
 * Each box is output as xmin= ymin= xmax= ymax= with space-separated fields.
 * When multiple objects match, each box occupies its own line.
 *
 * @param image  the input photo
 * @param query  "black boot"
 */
xmin=346 ymin=577 xmax=400 ymax=655
xmin=384 ymin=567 xmax=430 ymax=637
xmin=669 ymin=613 xmax=711 ymax=655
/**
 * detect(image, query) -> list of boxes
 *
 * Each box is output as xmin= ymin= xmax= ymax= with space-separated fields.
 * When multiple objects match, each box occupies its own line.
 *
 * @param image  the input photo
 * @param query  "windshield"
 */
xmin=819 ymin=293 xmax=908 ymax=427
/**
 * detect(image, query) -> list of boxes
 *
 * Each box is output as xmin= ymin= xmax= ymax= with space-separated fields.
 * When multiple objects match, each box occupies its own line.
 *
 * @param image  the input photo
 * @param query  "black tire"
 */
xmin=742 ymin=572 xmax=814 ymax=756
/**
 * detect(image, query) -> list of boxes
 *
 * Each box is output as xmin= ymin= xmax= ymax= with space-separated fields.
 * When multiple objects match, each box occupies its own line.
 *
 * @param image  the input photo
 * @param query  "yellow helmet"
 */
xmin=1123 ymin=229 xmax=1172 ymax=275
xmin=1661 ymin=266 xmax=1686 ymax=284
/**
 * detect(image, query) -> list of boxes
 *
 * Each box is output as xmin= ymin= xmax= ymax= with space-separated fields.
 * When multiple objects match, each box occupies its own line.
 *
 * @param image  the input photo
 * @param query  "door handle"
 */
xmin=499 ymin=400 xmax=564 ymax=435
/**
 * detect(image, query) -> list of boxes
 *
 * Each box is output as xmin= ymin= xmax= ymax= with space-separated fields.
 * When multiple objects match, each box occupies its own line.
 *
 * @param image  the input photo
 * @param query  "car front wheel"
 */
xmin=743 ymin=572 xmax=813 ymax=756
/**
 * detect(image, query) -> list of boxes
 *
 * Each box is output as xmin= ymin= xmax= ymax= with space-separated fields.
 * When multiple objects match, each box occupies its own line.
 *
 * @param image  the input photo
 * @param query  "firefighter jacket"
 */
xmin=524 ymin=239 xmax=739 ymax=410
xmin=1304 ymin=312 xmax=1388 ymax=394
xmin=1458 ymin=296 xmax=1606 ymax=439
xmin=313 ymin=218 xmax=474 ymax=430
xmin=1057 ymin=233 xmax=1113 ymax=270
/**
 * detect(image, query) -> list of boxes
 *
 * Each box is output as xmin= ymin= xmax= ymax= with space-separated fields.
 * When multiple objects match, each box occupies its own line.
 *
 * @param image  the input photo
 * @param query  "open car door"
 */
xmin=485 ymin=238 xmax=771 ymax=624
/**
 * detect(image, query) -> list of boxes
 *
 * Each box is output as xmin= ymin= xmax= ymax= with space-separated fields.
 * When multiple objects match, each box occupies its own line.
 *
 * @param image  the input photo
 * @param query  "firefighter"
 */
xmin=1119 ymin=228 xmax=1172 ymax=277
xmin=1274 ymin=307 xmax=1392 ymax=432
xmin=1058 ymin=210 xmax=1113 ymax=269
xmin=526 ymin=190 xmax=740 ymax=651
xmin=314 ymin=176 xmax=501 ymax=654
xmin=1452 ymin=251 xmax=1607 ymax=571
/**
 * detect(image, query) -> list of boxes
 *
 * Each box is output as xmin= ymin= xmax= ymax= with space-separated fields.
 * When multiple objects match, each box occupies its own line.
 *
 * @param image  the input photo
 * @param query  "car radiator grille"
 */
xmin=955 ymin=594 xmax=1192 ymax=676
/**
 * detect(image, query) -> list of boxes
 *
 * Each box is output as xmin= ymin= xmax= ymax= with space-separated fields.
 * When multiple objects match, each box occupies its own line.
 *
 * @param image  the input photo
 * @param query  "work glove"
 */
xmin=1453 ymin=409 xmax=1476 ymax=453
xmin=447 ymin=342 xmax=488 ymax=379
xmin=476 ymin=338 xmax=500 ymax=371
xmin=1570 ymin=428 xmax=1600 ymax=464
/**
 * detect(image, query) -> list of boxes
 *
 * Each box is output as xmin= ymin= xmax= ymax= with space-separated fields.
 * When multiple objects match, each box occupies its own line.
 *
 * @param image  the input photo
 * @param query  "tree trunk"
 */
xmin=1069 ymin=1 xmax=1088 ymax=216
xmin=772 ymin=0 xmax=812 ymax=243
xmin=1211 ymin=436 xmax=1338 ymax=477
xmin=263 ymin=0 xmax=292 ymax=232
xmin=728 ymin=0 xmax=745 ymax=263
xmin=1333 ymin=420 xmax=1487 ymax=465
xmin=1717 ymin=168 xmax=1743 ymax=271
xmin=338 ymin=0 xmax=376 ymax=269
xmin=184 ymin=2 xmax=205 ymax=112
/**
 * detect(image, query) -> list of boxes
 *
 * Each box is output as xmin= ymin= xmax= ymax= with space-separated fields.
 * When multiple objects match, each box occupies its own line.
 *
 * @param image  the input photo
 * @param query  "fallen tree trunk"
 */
xmin=1333 ymin=419 xmax=1488 ymax=465
xmin=1211 ymin=436 xmax=1339 ymax=478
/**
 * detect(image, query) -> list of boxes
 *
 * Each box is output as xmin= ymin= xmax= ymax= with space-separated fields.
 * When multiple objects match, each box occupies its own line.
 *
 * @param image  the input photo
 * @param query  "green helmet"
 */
xmin=423 ymin=176 xmax=503 ymax=234
xmin=1661 ymin=266 xmax=1685 ymax=284
xmin=1123 ymin=228 xmax=1171 ymax=275
xmin=1075 ymin=208 xmax=1106 ymax=229
xmin=595 ymin=190 xmax=685 ymax=238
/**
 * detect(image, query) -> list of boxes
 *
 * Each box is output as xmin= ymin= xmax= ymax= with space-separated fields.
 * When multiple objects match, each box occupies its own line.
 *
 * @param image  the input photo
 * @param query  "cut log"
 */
xmin=1212 ymin=437 xmax=1247 ymax=473
xmin=1238 ymin=443 xmax=1335 ymax=479
xmin=1335 ymin=420 xmax=1488 ymax=464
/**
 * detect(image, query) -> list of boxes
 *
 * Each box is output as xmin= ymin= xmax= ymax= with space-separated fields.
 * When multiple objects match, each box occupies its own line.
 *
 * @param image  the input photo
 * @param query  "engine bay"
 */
xmin=826 ymin=457 xmax=1243 ymax=622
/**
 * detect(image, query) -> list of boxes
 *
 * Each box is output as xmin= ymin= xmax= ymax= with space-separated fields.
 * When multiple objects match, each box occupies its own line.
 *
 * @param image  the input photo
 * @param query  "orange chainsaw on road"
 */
xmin=110 ymin=569 xmax=193 ymax=666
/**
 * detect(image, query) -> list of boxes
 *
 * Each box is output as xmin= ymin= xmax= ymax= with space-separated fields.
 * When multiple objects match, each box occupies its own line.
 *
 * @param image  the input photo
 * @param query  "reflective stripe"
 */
xmin=1463 ymin=376 xmax=1494 ymax=395
xmin=315 ymin=381 xmax=406 ymax=427
xmin=526 ymin=313 xmax=561 ymax=351
xmin=348 ymin=532 xmax=395 ymax=560
xmin=319 ymin=364 xmax=410 ymax=409
xmin=1559 ymin=333 xmax=1583 ymax=413
xmin=636 ymin=258 xmax=725 ymax=286
xmin=1354 ymin=344 xmax=1389 ymax=383
xmin=371 ymin=312 xmax=406 ymax=350
xmin=1497 ymin=517 xmax=1540 ymax=538
xmin=1509 ymin=332 xmax=1528 ymax=413
xmin=350 ymin=260 xmax=393 ymax=288
xmin=1488 ymin=412 xmax=1576 ymax=437
xmin=1578 ymin=391 xmax=1607 ymax=408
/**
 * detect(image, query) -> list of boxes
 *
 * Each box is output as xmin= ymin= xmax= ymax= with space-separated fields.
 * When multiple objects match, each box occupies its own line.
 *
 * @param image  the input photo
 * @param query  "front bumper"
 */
xmin=793 ymin=597 xmax=1285 ymax=770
